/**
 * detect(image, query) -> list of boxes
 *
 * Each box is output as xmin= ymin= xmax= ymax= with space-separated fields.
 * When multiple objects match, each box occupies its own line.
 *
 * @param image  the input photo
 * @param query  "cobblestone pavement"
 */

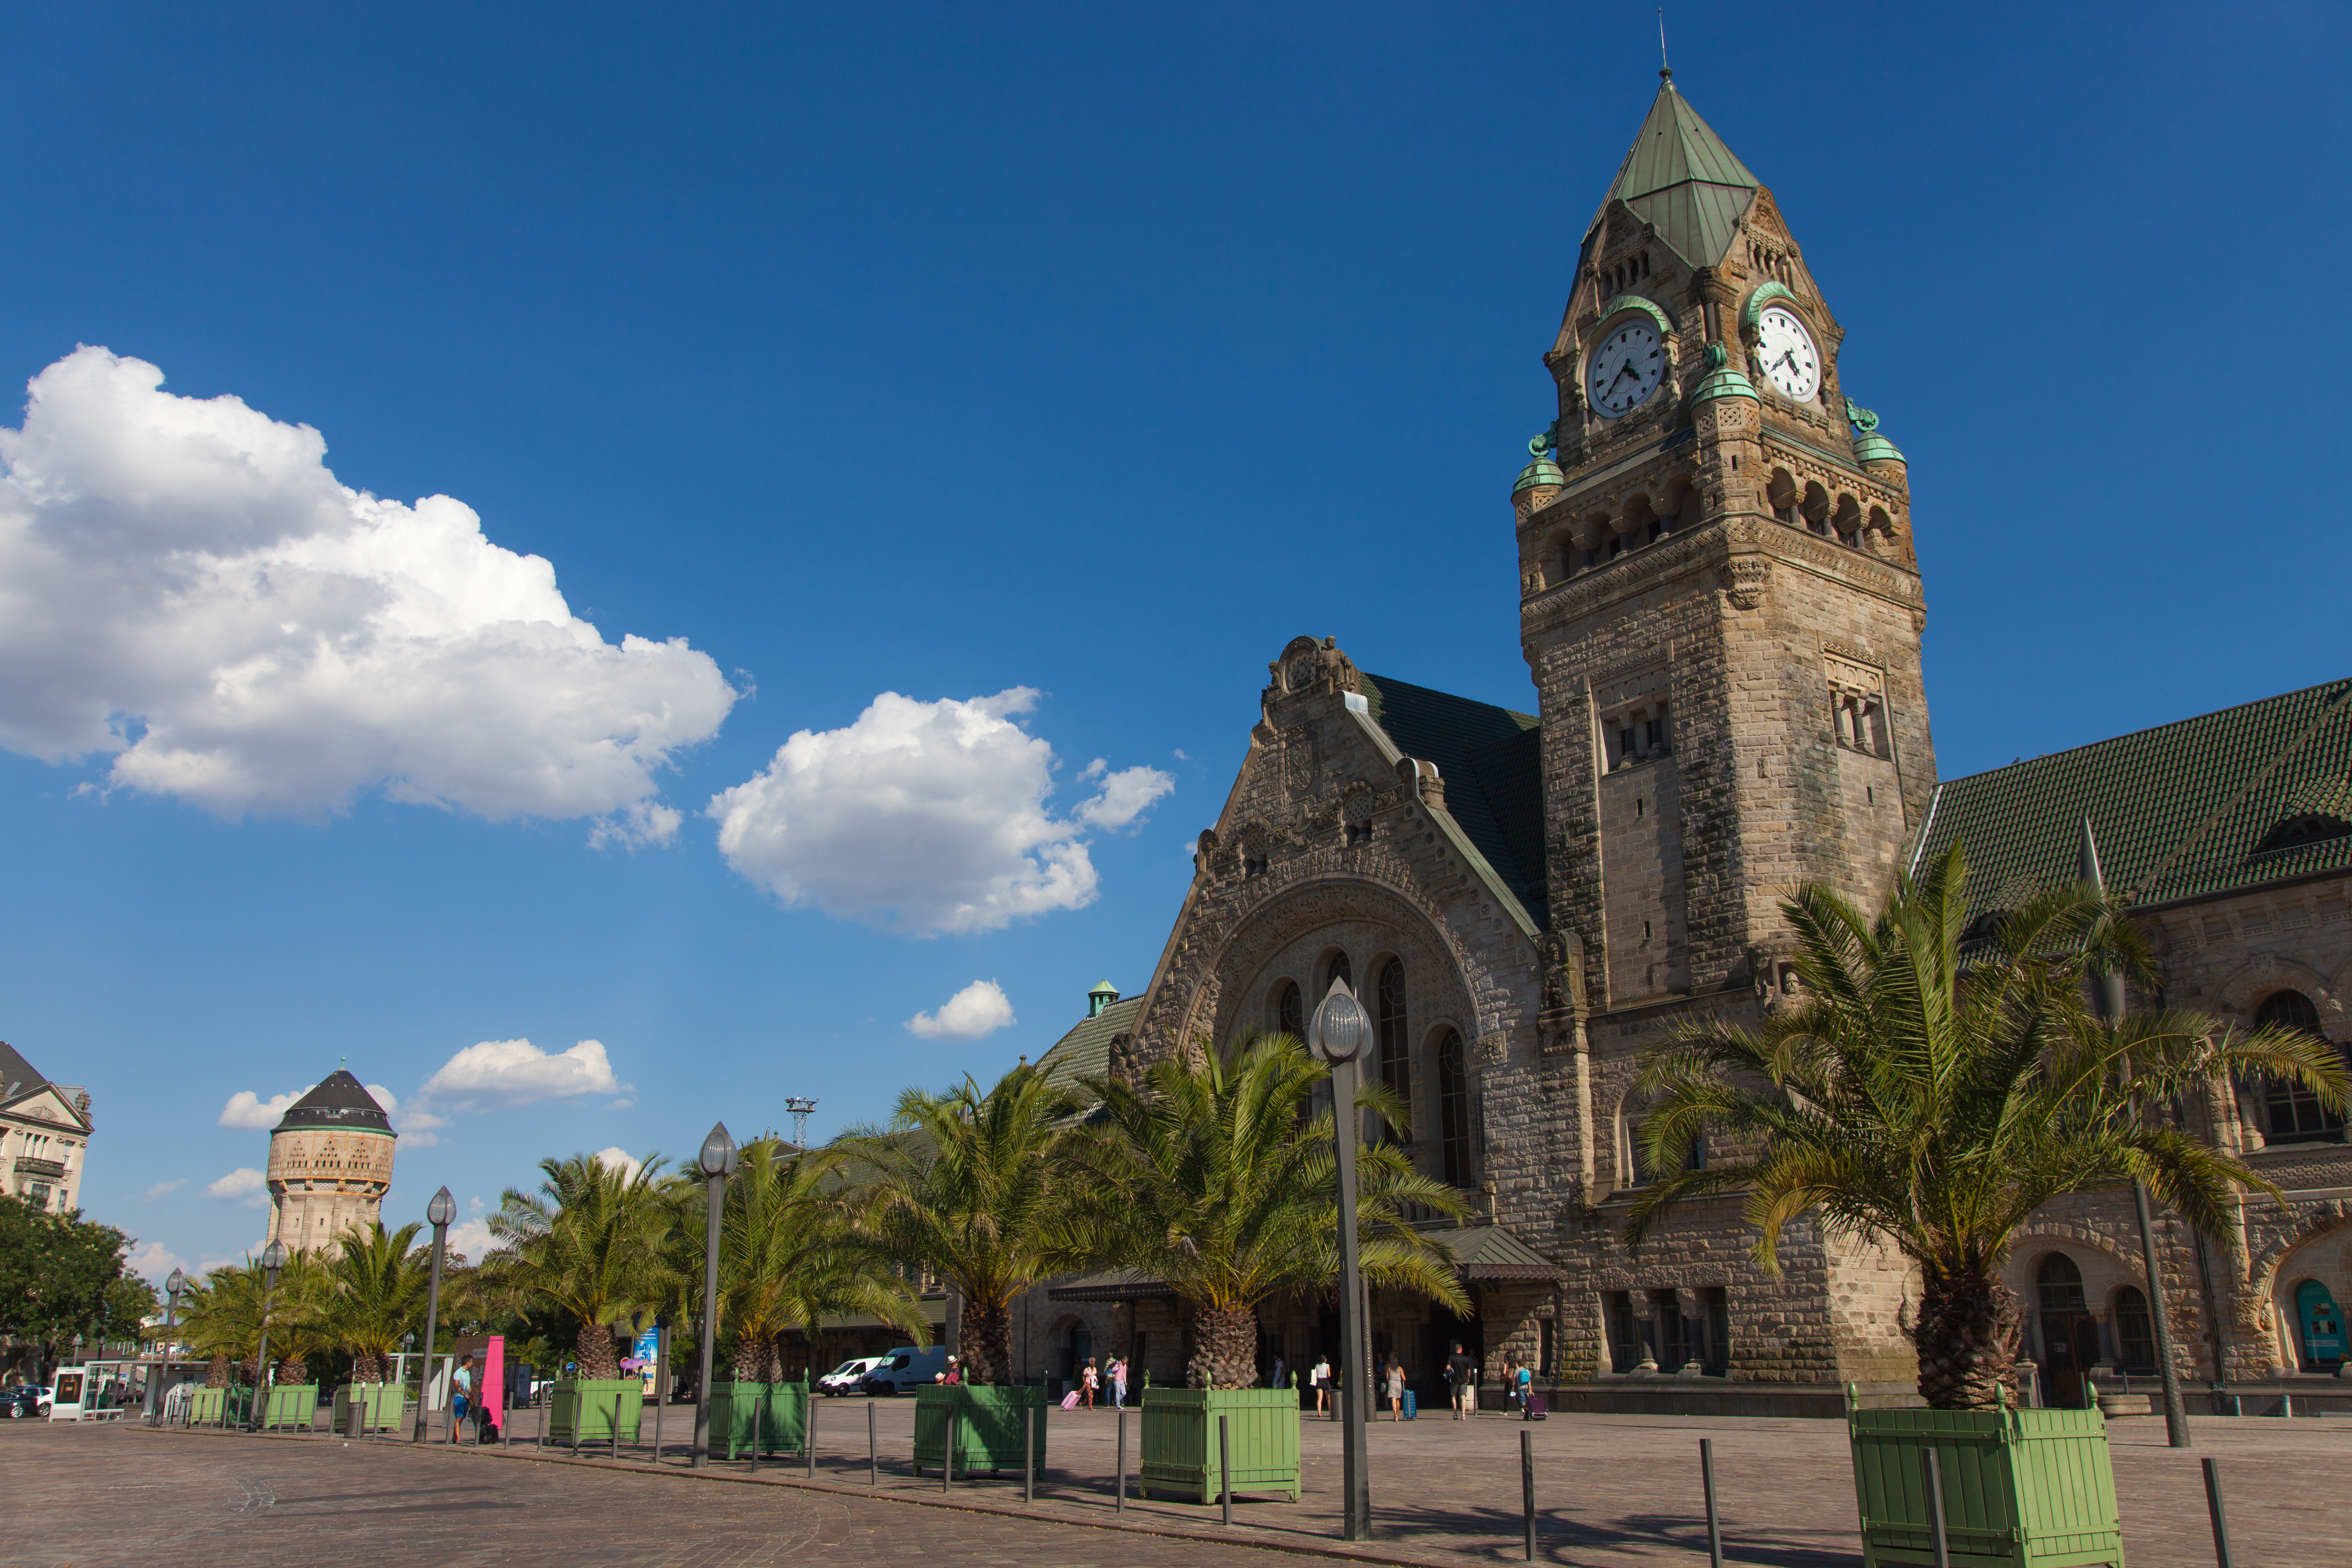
xmin=8 ymin=1401 xmax=2339 ymax=1568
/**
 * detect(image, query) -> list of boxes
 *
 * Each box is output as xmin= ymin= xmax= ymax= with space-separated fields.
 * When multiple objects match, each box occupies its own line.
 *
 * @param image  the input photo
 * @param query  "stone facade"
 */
xmin=1003 ymin=77 xmax=2352 ymax=1414
xmin=1 ymin=1042 xmax=92 ymax=1216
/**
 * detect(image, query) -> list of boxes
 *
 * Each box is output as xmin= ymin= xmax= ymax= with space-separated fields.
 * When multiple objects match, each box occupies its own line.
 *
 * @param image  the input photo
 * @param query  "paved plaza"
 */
xmin=5 ymin=1400 xmax=2337 ymax=1568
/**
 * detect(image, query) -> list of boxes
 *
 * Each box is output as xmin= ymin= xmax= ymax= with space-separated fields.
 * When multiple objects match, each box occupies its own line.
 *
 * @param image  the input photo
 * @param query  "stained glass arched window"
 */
xmin=1375 ymin=959 xmax=1409 ymax=1145
xmin=1436 ymin=1029 xmax=1471 ymax=1186
xmin=1277 ymin=980 xmax=1304 ymax=1042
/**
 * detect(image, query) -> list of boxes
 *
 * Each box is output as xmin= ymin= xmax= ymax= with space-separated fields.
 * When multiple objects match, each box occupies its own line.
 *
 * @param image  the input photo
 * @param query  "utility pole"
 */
xmin=784 ymin=1097 xmax=818 ymax=1151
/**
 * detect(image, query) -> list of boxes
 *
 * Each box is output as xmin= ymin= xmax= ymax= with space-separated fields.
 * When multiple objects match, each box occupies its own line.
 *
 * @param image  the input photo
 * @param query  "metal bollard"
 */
xmin=1025 ymin=1407 xmax=1036 ymax=1504
xmin=2281 ymin=1393 xmax=2293 ymax=1418
xmin=1922 ymin=1449 xmax=1950 ymax=1568
xmin=1220 ymin=1414 xmax=1233 ymax=1527
xmin=611 ymin=1393 xmax=621 ymax=1462
xmin=868 ymin=1400 xmax=877 ymax=1486
xmin=1116 ymin=1409 xmax=1127 ymax=1513
xmin=943 ymin=1407 xmax=956 ymax=1492
xmin=1701 ymin=1438 xmax=1723 ymax=1568
xmin=1522 ymin=1428 xmax=1536 ymax=1563
xmin=2202 ymin=1457 xmax=2235 ymax=1568
xmin=807 ymin=1386 xmax=818 ymax=1480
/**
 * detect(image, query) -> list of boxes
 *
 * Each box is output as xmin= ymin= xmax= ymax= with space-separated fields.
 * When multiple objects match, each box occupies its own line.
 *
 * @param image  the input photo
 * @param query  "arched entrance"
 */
xmin=1061 ymin=1320 xmax=1093 ymax=1391
xmin=2036 ymin=1255 xmax=2099 ymax=1408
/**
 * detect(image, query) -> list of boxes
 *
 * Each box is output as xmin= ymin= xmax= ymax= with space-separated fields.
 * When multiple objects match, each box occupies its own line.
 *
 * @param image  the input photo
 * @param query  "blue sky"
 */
xmin=1 ymin=2 xmax=2342 ymax=1279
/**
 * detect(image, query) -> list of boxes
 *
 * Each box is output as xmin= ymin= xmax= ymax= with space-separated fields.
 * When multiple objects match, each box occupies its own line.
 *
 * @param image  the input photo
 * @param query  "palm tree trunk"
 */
xmin=278 ymin=1355 xmax=308 ymax=1384
xmin=205 ymin=1354 xmax=232 ymax=1390
xmin=1913 ymin=1260 xmax=2022 ymax=1410
xmin=960 ymin=1298 xmax=1011 ymax=1385
xmin=1189 ymin=1304 xmax=1257 ymax=1390
xmin=575 ymin=1320 xmax=620 ymax=1380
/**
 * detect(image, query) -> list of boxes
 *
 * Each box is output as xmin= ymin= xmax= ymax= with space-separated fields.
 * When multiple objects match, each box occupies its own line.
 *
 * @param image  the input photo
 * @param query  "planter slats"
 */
xmin=547 ymin=1379 xmax=644 ymax=1445
xmin=1848 ymin=1391 xmax=2122 ymax=1568
xmin=1139 ymin=1387 xmax=1300 ymax=1504
xmin=912 ymin=1386 xmax=1047 ymax=1475
xmin=261 ymin=1384 xmax=317 ymax=1431
xmin=708 ymin=1382 xmax=807 ymax=1457
xmin=331 ymin=1383 xmax=403 ymax=1433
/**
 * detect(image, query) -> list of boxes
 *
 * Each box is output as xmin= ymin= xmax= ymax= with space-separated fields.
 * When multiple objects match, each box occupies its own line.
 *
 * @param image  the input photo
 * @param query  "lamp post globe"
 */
xmin=691 ymin=1121 xmax=736 ymax=1468
xmin=147 ymin=1269 xmax=188 ymax=1424
xmin=1309 ymin=977 xmax=1374 ymax=1541
xmin=413 ymin=1185 xmax=456 ymax=1443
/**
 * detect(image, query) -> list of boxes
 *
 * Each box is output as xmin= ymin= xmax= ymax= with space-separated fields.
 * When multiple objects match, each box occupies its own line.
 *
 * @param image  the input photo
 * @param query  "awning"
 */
xmin=1420 ymin=1225 xmax=1565 ymax=1284
xmin=1047 ymin=1268 xmax=1180 ymax=1303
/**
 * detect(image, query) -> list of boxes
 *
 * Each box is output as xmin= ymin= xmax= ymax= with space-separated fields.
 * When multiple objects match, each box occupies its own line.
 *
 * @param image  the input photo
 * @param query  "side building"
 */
xmin=2 ymin=1041 xmax=93 ymax=1215
xmin=264 ymin=1070 xmax=397 ymax=1252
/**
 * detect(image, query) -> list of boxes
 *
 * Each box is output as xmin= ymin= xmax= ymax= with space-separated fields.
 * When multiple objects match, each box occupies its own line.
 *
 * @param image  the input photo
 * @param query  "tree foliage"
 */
xmin=1623 ymin=843 xmax=2348 ymax=1408
xmin=0 ymin=1196 xmax=145 ymax=1358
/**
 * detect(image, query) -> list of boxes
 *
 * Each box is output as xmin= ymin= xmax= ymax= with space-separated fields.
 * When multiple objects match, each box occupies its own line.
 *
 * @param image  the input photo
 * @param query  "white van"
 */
xmin=858 ymin=1346 xmax=948 ymax=1395
xmin=816 ymin=1356 xmax=890 ymax=1396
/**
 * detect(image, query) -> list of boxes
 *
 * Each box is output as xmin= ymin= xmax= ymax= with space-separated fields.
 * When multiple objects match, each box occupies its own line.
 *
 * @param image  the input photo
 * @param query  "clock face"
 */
xmin=1755 ymin=304 xmax=1821 ymax=401
xmin=1586 ymin=317 xmax=1665 ymax=419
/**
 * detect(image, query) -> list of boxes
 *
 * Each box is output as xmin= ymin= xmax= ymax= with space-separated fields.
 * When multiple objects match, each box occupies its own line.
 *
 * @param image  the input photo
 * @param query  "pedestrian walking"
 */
xmin=1384 ymin=1357 xmax=1404 ymax=1421
xmin=1514 ymin=1359 xmax=1534 ymax=1416
xmin=1310 ymin=1354 xmax=1330 ymax=1415
xmin=1270 ymin=1355 xmax=1285 ymax=1392
xmin=1081 ymin=1357 xmax=1099 ymax=1410
xmin=1111 ymin=1357 xmax=1128 ymax=1409
xmin=938 ymin=1356 xmax=962 ymax=1385
xmin=1444 ymin=1341 xmax=1476 ymax=1420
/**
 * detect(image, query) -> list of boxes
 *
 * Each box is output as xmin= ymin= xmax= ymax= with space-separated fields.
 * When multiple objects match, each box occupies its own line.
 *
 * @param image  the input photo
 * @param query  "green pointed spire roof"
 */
xmin=1591 ymin=79 xmax=1759 ymax=270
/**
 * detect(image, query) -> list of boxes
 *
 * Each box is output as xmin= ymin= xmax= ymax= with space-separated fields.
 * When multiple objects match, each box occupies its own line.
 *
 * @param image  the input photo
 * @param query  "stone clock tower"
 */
xmin=264 ymin=1069 xmax=396 ymax=1253
xmin=1514 ymin=70 xmax=1934 ymax=1016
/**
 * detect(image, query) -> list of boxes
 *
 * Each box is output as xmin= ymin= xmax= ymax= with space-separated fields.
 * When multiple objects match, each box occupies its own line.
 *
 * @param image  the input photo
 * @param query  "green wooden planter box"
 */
xmin=547 ymin=1378 xmax=644 ymax=1445
xmin=260 ymin=1383 xmax=318 ymax=1431
xmin=1848 ymin=1393 xmax=2123 ymax=1568
xmin=188 ymin=1386 xmax=253 ymax=1425
xmin=1140 ymin=1387 xmax=1301 ymax=1504
xmin=912 ymin=1385 xmax=1047 ymax=1475
xmin=708 ymin=1381 xmax=807 ymax=1457
xmin=332 ymin=1383 xmax=405 ymax=1432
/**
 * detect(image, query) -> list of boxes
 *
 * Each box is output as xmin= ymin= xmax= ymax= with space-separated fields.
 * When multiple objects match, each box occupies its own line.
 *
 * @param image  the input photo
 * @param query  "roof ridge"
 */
xmin=1943 ymin=675 xmax=2352 ymax=788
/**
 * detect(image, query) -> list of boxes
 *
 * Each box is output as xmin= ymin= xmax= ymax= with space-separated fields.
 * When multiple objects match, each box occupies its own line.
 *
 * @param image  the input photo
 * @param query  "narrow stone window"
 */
xmin=1436 ymin=1029 xmax=1472 ymax=1186
xmin=2256 ymin=990 xmax=2346 ymax=1142
xmin=1375 ymin=959 xmax=1410 ymax=1147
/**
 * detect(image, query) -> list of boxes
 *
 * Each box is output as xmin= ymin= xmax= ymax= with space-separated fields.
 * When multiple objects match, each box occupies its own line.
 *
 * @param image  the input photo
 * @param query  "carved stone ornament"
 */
xmin=1723 ymin=557 xmax=1772 ymax=611
xmin=1268 ymin=634 xmax=1362 ymax=701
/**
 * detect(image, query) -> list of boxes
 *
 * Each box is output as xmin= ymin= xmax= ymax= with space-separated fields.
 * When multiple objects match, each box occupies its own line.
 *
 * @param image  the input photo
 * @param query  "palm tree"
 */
xmin=719 ymin=1139 xmax=931 ymax=1382
xmin=178 ymin=1259 xmax=266 ymax=1386
xmin=1075 ymin=1031 xmax=1472 ymax=1389
xmin=486 ymin=1152 xmax=668 ymax=1379
xmin=853 ymin=1063 xmax=1087 ymax=1385
xmin=321 ymin=1223 xmax=431 ymax=1382
xmin=1624 ymin=843 xmax=2348 ymax=1410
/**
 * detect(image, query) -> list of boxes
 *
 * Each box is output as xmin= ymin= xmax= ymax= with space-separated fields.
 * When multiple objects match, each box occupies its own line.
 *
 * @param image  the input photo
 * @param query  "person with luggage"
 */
xmin=1444 ymin=1342 xmax=1477 ymax=1420
xmin=1081 ymin=1357 xmax=1099 ymax=1410
xmin=1384 ymin=1357 xmax=1404 ymax=1421
xmin=1514 ymin=1359 xmax=1535 ymax=1418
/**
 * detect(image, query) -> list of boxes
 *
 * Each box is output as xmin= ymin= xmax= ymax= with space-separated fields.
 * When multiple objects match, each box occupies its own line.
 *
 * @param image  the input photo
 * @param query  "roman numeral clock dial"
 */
xmin=1755 ymin=304 xmax=1821 ymax=401
xmin=1585 ymin=318 xmax=1664 ymax=418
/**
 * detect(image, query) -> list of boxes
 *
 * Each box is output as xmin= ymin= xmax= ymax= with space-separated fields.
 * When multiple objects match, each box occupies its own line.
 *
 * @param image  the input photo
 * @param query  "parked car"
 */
xmin=816 ymin=1357 xmax=889 ymax=1396
xmin=858 ymin=1347 xmax=948 ymax=1396
xmin=3 ymin=1386 xmax=52 ymax=1418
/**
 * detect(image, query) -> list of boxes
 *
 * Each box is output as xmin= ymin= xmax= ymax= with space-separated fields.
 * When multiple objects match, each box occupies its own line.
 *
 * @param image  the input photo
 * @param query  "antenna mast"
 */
xmin=1658 ymin=7 xmax=1672 ymax=81
xmin=784 ymin=1096 xmax=818 ymax=1150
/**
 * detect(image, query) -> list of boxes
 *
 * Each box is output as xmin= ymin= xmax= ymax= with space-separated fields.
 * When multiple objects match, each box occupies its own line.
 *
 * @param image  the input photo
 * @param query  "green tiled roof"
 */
xmin=1360 ymin=672 xmax=1550 ymax=929
xmin=1914 ymin=677 xmax=2352 ymax=915
xmin=1588 ymin=83 xmax=1759 ymax=270
xmin=1032 ymin=994 xmax=1146 ymax=1095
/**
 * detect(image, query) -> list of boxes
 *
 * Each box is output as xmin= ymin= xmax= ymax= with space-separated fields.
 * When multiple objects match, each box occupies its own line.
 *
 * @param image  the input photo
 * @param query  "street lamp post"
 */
xmin=1307 ymin=977 xmax=1374 ymax=1543
xmin=146 ymin=1268 xmax=186 ymax=1425
xmin=412 ymin=1186 xmax=456 ymax=1442
xmin=250 ymin=1242 xmax=289 ymax=1430
xmin=2080 ymin=820 xmax=2190 ymax=1447
xmin=691 ymin=1122 xmax=739 ymax=1469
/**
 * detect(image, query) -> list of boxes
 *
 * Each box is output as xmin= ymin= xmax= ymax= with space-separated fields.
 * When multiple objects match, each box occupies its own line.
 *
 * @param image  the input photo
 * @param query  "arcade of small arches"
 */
xmin=1524 ymin=467 xmax=1901 ymax=592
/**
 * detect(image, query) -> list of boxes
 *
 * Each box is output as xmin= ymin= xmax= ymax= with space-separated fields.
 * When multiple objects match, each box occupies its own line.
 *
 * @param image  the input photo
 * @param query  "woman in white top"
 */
xmin=1384 ymin=1359 xmax=1405 ymax=1421
xmin=1310 ymin=1356 xmax=1331 ymax=1414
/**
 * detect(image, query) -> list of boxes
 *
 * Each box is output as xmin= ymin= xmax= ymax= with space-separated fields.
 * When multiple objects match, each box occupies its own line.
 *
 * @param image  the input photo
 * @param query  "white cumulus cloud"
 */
xmin=593 ymin=1146 xmax=643 ymax=1181
xmin=444 ymin=1218 xmax=495 ymax=1263
xmin=0 ymin=346 xmax=735 ymax=830
xmin=415 ymin=1037 xmax=627 ymax=1113
xmin=206 ymin=1168 xmax=268 ymax=1207
xmin=707 ymin=689 xmax=1174 ymax=936
xmin=906 ymin=979 xmax=1017 ymax=1041
xmin=129 ymin=1239 xmax=188 ymax=1280
xmin=219 ymin=1080 xmax=397 ymax=1129
xmin=142 ymin=1179 xmax=186 ymax=1202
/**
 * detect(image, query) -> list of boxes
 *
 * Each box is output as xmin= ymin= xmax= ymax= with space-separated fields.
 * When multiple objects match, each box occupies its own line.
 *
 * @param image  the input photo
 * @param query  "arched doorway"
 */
xmin=2036 ymin=1255 xmax=2099 ymax=1408
xmin=1060 ymin=1321 xmax=1093 ymax=1393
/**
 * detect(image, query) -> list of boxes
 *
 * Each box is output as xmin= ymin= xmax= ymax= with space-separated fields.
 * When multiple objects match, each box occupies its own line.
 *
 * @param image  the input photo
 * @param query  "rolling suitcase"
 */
xmin=1522 ymin=1392 xmax=1547 ymax=1421
xmin=1400 ymin=1389 xmax=1417 ymax=1420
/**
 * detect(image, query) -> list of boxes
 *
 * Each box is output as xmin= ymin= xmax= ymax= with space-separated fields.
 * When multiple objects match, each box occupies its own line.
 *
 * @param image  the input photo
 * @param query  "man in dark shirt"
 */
xmin=1444 ymin=1342 xmax=1477 ymax=1420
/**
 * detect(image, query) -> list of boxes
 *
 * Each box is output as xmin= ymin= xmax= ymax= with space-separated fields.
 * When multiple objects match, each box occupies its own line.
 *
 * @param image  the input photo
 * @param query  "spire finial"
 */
xmin=1658 ymin=7 xmax=1672 ymax=83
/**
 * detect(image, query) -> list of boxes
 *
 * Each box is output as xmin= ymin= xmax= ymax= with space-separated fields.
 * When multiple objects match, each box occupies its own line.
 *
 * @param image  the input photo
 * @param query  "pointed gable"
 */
xmin=1591 ymin=80 xmax=1760 ymax=270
